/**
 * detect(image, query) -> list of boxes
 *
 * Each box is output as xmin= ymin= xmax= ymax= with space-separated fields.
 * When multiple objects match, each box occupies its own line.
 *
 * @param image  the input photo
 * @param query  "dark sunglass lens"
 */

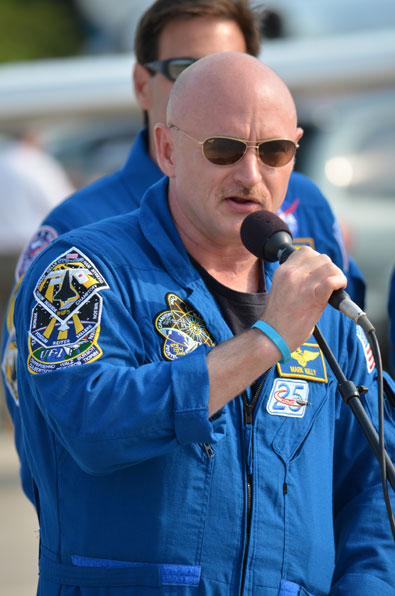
xmin=168 ymin=59 xmax=196 ymax=81
xmin=203 ymin=138 xmax=246 ymax=165
xmin=259 ymin=140 xmax=296 ymax=167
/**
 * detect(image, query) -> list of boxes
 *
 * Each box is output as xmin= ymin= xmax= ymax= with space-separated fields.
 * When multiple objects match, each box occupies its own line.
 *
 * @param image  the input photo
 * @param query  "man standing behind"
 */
xmin=14 ymin=51 xmax=394 ymax=596
xmin=2 ymin=0 xmax=364 ymax=503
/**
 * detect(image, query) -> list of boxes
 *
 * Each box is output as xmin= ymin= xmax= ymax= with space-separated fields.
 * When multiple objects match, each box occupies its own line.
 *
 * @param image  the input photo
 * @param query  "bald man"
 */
xmin=14 ymin=52 xmax=395 ymax=596
xmin=3 ymin=0 xmax=365 ymax=510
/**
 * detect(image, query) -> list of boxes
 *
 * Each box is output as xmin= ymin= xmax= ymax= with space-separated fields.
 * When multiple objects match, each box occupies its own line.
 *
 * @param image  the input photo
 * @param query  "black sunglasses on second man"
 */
xmin=144 ymin=57 xmax=197 ymax=82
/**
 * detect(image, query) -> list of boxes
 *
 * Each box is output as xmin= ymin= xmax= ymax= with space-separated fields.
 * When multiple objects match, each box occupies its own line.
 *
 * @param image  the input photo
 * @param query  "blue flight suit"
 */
xmin=2 ymin=129 xmax=365 ymax=503
xmin=14 ymin=177 xmax=395 ymax=595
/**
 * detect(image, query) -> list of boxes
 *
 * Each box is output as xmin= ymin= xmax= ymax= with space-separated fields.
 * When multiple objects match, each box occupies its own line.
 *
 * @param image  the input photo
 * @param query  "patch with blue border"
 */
xmin=276 ymin=342 xmax=327 ymax=383
xmin=28 ymin=247 xmax=109 ymax=374
xmin=267 ymin=378 xmax=310 ymax=418
xmin=154 ymin=293 xmax=215 ymax=361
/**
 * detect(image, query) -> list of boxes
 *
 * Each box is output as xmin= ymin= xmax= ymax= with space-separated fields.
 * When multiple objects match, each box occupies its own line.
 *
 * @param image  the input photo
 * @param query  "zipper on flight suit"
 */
xmin=202 ymin=443 xmax=214 ymax=458
xmin=240 ymin=372 xmax=268 ymax=595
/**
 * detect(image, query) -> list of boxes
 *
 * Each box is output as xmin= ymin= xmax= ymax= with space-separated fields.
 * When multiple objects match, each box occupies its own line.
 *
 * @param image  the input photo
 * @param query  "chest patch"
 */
xmin=28 ymin=247 xmax=109 ymax=374
xmin=267 ymin=378 xmax=310 ymax=418
xmin=277 ymin=342 xmax=327 ymax=383
xmin=154 ymin=293 xmax=215 ymax=361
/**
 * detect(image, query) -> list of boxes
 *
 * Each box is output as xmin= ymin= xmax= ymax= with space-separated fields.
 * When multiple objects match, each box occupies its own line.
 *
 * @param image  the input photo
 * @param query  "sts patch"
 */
xmin=28 ymin=247 xmax=108 ymax=374
xmin=154 ymin=293 xmax=215 ymax=361
xmin=267 ymin=379 xmax=310 ymax=418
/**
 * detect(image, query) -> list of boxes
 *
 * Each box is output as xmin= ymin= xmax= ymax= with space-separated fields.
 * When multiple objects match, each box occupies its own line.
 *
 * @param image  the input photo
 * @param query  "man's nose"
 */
xmin=232 ymin=147 xmax=263 ymax=187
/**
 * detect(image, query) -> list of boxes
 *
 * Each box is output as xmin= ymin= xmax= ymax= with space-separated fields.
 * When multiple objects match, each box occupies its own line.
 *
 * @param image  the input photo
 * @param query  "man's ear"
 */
xmin=155 ymin=123 xmax=177 ymax=177
xmin=296 ymin=127 xmax=304 ymax=143
xmin=133 ymin=63 xmax=151 ymax=110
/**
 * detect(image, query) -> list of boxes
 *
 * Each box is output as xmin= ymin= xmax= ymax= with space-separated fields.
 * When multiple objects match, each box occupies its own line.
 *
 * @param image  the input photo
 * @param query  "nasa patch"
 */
xmin=356 ymin=326 xmax=375 ymax=373
xmin=277 ymin=199 xmax=299 ymax=237
xmin=28 ymin=247 xmax=109 ymax=374
xmin=267 ymin=378 xmax=310 ymax=418
xmin=154 ymin=293 xmax=215 ymax=361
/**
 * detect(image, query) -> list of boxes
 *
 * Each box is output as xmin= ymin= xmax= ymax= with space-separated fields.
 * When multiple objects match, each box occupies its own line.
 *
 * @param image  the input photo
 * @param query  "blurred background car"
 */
xmin=296 ymin=89 xmax=395 ymax=362
xmin=255 ymin=0 xmax=395 ymax=39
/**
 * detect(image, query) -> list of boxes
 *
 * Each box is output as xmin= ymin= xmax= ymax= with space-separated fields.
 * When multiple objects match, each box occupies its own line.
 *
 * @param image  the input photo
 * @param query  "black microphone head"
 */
xmin=240 ymin=210 xmax=293 ymax=261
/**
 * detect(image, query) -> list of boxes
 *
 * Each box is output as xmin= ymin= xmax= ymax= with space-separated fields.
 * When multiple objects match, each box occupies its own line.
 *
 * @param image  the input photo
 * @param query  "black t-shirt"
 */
xmin=190 ymin=257 xmax=267 ymax=335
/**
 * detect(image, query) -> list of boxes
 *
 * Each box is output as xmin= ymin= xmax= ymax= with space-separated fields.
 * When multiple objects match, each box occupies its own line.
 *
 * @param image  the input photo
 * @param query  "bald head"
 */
xmin=167 ymin=51 xmax=297 ymax=131
xmin=155 ymin=51 xmax=302 ymax=254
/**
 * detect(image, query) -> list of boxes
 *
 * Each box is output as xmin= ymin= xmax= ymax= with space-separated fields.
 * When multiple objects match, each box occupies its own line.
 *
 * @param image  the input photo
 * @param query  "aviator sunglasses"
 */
xmin=144 ymin=57 xmax=197 ymax=82
xmin=168 ymin=124 xmax=299 ymax=168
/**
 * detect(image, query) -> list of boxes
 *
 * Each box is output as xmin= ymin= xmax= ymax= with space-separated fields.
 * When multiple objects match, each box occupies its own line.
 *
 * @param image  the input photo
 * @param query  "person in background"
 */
xmin=1 ymin=0 xmax=365 ymax=505
xmin=14 ymin=51 xmax=395 ymax=596
xmin=0 ymin=130 xmax=74 ymax=255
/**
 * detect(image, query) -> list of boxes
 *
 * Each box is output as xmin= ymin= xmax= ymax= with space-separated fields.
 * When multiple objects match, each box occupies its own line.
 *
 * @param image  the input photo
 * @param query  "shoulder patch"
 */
xmin=16 ymin=225 xmax=58 ymax=280
xmin=154 ymin=293 xmax=215 ymax=361
xmin=28 ymin=247 xmax=109 ymax=374
xmin=277 ymin=342 xmax=328 ymax=383
xmin=356 ymin=326 xmax=375 ymax=373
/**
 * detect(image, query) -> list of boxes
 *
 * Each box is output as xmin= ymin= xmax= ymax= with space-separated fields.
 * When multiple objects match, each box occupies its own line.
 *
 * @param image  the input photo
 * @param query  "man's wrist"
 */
xmin=251 ymin=321 xmax=291 ymax=364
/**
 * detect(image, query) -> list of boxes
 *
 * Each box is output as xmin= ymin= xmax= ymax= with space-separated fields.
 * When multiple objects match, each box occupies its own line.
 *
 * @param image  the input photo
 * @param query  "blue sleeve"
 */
xmin=15 ymin=242 xmax=226 ymax=476
xmin=330 ymin=318 xmax=395 ymax=593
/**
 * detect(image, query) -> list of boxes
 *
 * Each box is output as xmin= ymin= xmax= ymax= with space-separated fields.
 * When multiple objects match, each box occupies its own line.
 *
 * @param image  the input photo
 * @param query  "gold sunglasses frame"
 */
xmin=168 ymin=123 xmax=299 ymax=168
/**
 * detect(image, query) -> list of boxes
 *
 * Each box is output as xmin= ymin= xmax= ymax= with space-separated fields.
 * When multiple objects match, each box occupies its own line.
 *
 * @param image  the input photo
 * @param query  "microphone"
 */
xmin=240 ymin=210 xmax=370 ymax=327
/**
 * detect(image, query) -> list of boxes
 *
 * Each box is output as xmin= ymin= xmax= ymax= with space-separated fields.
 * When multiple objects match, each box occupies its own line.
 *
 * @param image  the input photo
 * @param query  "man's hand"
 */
xmin=260 ymin=246 xmax=347 ymax=354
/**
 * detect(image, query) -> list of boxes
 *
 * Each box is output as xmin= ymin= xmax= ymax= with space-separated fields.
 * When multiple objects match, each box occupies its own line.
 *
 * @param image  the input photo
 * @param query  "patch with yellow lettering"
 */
xmin=154 ymin=293 xmax=215 ymax=361
xmin=28 ymin=247 xmax=109 ymax=374
xmin=276 ymin=342 xmax=327 ymax=383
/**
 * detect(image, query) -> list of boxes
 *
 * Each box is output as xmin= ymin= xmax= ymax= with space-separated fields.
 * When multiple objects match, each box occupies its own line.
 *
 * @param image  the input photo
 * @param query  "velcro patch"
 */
xmin=277 ymin=342 xmax=327 ymax=383
xmin=28 ymin=247 xmax=108 ymax=374
xmin=267 ymin=378 xmax=310 ymax=418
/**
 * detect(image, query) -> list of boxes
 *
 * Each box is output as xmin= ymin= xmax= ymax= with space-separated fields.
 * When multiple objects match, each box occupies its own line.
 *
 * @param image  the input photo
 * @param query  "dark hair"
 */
xmin=134 ymin=0 xmax=261 ymax=63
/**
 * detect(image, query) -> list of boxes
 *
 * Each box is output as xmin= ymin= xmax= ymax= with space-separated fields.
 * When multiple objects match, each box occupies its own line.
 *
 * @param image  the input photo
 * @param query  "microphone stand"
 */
xmin=313 ymin=324 xmax=395 ymax=491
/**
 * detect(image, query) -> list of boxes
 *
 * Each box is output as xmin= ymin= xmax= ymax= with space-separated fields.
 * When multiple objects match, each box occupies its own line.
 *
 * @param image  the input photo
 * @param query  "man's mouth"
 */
xmin=226 ymin=196 xmax=260 ymax=206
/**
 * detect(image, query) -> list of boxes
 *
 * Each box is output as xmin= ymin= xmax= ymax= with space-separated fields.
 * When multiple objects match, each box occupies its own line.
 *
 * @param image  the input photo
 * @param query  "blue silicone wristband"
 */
xmin=251 ymin=321 xmax=292 ymax=364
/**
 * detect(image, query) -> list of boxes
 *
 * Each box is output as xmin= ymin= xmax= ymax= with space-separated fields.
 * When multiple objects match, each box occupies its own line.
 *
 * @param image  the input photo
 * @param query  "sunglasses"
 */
xmin=144 ymin=57 xmax=197 ymax=82
xmin=168 ymin=124 xmax=299 ymax=168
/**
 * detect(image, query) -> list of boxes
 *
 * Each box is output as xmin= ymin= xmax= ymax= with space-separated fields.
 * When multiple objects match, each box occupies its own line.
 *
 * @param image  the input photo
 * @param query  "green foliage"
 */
xmin=0 ymin=0 xmax=84 ymax=62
